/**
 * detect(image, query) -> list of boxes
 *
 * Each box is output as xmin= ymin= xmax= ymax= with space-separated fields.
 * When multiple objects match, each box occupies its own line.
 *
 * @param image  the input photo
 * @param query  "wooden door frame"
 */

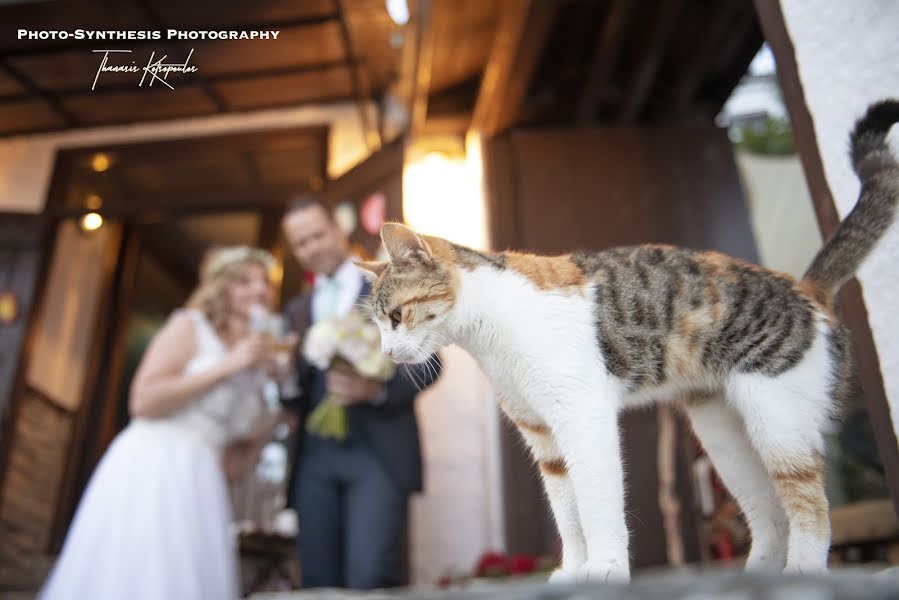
xmin=754 ymin=0 xmax=899 ymax=516
xmin=0 ymin=214 xmax=57 ymax=490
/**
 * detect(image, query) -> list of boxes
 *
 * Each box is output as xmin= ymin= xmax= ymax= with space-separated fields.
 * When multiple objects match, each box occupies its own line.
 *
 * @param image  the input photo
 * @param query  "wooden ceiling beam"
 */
xmin=335 ymin=0 xmax=378 ymax=149
xmin=0 ymin=60 xmax=77 ymax=127
xmin=616 ymin=0 xmax=688 ymax=123
xmin=54 ymin=124 xmax=328 ymax=163
xmin=576 ymin=0 xmax=635 ymax=124
xmin=0 ymin=60 xmax=360 ymax=103
xmin=470 ymin=0 xmax=559 ymax=138
xmin=46 ymin=191 xmax=299 ymax=221
xmin=410 ymin=0 xmax=435 ymax=135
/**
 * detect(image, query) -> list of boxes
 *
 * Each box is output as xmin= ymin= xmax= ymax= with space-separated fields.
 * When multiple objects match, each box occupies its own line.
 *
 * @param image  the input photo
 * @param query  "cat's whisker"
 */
xmin=401 ymin=362 xmax=425 ymax=393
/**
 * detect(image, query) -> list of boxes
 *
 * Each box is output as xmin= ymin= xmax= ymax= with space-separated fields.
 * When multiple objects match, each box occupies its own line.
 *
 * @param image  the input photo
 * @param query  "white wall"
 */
xmin=781 ymin=0 xmax=899 ymax=436
xmin=735 ymin=151 xmax=821 ymax=278
xmin=410 ymin=346 xmax=504 ymax=585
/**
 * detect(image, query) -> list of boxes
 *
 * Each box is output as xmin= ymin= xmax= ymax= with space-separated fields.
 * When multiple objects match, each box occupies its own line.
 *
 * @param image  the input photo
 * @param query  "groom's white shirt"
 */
xmin=312 ymin=257 xmax=364 ymax=323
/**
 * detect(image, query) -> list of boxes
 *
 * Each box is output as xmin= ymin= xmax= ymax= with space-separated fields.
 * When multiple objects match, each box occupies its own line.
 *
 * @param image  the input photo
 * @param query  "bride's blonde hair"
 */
xmin=186 ymin=246 xmax=276 ymax=337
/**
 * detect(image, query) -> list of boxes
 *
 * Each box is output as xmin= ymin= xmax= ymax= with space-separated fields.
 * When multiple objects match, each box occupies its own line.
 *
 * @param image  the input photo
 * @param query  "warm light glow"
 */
xmin=80 ymin=212 xmax=104 ymax=232
xmin=402 ymin=132 xmax=487 ymax=250
xmin=268 ymin=260 xmax=284 ymax=289
xmin=91 ymin=153 xmax=111 ymax=172
xmin=85 ymin=194 xmax=103 ymax=210
xmin=386 ymin=0 xmax=409 ymax=25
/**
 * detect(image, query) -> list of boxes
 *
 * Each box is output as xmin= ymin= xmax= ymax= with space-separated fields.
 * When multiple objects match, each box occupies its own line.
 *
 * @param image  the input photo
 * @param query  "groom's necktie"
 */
xmin=316 ymin=276 xmax=340 ymax=322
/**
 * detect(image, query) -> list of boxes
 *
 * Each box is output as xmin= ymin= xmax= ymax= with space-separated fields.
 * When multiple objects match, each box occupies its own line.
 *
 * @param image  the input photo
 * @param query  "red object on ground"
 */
xmin=715 ymin=529 xmax=734 ymax=560
xmin=508 ymin=554 xmax=537 ymax=575
xmin=475 ymin=552 xmax=508 ymax=577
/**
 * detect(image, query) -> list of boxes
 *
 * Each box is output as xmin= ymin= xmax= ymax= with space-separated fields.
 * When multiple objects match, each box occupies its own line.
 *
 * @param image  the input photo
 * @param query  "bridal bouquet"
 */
xmin=303 ymin=309 xmax=396 ymax=440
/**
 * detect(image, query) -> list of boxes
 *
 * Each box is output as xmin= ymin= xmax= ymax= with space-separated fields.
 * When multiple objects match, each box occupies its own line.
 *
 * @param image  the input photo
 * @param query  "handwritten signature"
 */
xmin=92 ymin=49 xmax=198 ymax=90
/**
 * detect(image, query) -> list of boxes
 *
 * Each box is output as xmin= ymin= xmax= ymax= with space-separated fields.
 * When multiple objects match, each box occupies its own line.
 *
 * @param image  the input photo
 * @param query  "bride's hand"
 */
xmin=267 ymin=332 xmax=300 ymax=377
xmin=222 ymin=335 xmax=267 ymax=375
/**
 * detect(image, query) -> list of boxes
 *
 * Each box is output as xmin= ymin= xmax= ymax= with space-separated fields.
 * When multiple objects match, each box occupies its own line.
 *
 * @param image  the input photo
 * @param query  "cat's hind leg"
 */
xmin=728 ymin=330 xmax=834 ymax=573
xmin=684 ymin=397 xmax=789 ymax=570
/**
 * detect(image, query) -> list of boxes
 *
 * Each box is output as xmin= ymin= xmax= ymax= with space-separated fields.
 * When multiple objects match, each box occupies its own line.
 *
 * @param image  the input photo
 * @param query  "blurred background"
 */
xmin=0 ymin=0 xmax=897 ymax=596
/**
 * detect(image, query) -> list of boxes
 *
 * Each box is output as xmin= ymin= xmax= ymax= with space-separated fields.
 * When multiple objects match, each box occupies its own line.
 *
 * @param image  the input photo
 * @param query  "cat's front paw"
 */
xmin=547 ymin=568 xmax=577 ymax=585
xmin=577 ymin=559 xmax=630 ymax=584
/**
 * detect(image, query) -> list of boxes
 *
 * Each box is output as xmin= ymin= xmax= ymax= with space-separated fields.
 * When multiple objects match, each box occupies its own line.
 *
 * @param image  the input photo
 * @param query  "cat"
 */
xmin=356 ymin=100 xmax=899 ymax=583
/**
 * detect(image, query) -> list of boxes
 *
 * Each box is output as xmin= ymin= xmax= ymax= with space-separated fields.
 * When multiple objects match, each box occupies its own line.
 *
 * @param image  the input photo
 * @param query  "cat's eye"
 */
xmin=389 ymin=308 xmax=402 ymax=329
xmin=425 ymin=314 xmax=436 ymax=321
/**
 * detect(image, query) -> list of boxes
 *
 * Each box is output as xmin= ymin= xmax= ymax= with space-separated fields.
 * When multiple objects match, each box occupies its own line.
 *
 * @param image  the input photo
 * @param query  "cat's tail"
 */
xmin=802 ymin=99 xmax=899 ymax=293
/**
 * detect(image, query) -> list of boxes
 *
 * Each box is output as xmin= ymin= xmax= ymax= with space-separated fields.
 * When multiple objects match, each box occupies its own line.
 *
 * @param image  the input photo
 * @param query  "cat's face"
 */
xmin=357 ymin=224 xmax=457 ymax=364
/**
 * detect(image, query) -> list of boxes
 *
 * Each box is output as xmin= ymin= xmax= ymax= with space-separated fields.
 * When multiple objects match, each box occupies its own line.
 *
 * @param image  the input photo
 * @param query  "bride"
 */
xmin=40 ymin=246 xmax=289 ymax=600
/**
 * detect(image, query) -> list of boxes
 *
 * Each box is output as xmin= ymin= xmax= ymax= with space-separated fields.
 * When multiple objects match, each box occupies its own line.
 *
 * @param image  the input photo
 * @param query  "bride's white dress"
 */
xmin=39 ymin=309 xmax=264 ymax=600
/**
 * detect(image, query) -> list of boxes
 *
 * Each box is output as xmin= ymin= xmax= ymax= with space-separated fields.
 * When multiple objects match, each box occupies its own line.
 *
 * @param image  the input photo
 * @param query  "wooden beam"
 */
xmin=335 ymin=0 xmax=379 ymax=149
xmin=420 ymin=113 xmax=471 ymax=136
xmin=576 ymin=0 xmax=635 ymax=124
xmin=0 ymin=60 xmax=77 ymax=127
xmin=754 ymin=0 xmax=899 ymax=517
xmin=410 ymin=0 xmax=435 ymax=134
xmin=0 ymin=60 xmax=361 ymax=103
xmin=53 ymin=124 xmax=327 ymax=163
xmin=45 ymin=194 xmax=297 ymax=222
xmin=94 ymin=225 xmax=142 ymax=459
xmin=471 ymin=0 xmax=559 ymax=137
xmin=616 ymin=0 xmax=688 ymax=123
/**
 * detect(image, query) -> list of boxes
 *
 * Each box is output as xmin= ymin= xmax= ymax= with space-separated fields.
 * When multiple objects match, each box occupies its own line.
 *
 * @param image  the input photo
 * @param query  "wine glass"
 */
xmin=249 ymin=306 xmax=300 ymax=402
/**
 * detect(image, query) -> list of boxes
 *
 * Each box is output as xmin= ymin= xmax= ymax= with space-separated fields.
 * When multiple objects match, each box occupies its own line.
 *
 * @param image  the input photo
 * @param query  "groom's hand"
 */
xmin=326 ymin=364 xmax=383 ymax=405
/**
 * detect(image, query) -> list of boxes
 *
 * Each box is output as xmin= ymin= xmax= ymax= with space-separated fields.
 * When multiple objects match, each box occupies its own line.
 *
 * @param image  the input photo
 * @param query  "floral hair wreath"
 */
xmin=202 ymin=245 xmax=276 ymax=281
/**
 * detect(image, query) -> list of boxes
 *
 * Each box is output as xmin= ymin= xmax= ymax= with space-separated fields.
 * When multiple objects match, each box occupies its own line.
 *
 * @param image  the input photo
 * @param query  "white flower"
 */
xmin=357 ymin=350 xmax=396 ymax=380
xmin=360 ymin=323 xmax=380 ymax=344
xmin=303 ymin=320 xmax=339 ymax=369
xmin=340 ymin=337 xmax=371 ymax=367
xmin=303 ymin=310 xmax=394 ymax=380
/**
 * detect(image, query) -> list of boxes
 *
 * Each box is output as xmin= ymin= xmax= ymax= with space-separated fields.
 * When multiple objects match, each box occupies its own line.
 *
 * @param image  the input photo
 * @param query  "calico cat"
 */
xmin=357 ymin=100 xmax=899 ymax=583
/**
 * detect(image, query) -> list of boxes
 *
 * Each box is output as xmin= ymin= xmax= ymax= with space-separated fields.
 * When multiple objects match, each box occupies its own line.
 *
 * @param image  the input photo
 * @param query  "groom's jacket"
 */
xmin=282 ymin=280 xmax=440 ymax=505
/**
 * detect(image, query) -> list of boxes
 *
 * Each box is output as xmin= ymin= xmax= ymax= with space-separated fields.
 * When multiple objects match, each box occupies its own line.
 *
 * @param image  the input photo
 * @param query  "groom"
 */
xmin=281 ymin=195 xmax=441 ymax=589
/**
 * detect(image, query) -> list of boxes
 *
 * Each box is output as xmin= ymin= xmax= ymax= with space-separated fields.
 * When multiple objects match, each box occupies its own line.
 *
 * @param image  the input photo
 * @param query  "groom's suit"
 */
xmin=282 ymin=271 xmax=440 ymax=589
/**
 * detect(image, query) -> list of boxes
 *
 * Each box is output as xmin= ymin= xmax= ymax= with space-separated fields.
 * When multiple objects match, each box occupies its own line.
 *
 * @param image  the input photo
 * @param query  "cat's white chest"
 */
xmin=454 ymin=269 xmax=608 ymax=425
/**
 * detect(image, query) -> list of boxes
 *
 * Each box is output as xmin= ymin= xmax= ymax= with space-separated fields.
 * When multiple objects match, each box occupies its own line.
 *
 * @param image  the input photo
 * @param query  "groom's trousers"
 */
xmin=295 ymin=435 xmax=408 ymax=589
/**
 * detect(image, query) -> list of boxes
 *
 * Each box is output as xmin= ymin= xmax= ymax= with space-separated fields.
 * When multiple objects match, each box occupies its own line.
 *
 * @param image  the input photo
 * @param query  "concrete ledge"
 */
xmin=251 ymin=568 xmax=899 ymax=599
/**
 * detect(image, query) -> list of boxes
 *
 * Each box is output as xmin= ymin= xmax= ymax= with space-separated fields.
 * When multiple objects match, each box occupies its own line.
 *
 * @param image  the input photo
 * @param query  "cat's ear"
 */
xmin=354 ymin=260 xmax=387 ymax=281
xmin=381 ymin=222 xmax=432 ymax=263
